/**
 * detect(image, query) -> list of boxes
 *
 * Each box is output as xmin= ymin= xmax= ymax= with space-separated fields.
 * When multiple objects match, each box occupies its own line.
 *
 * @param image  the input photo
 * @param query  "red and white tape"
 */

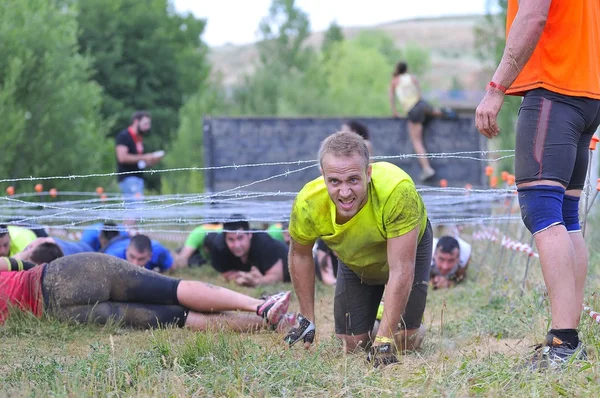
xmin=501 ymin=236 xmax=538 ymax=258
xmin=472 ymin=227 xmax=539 ymax=258
xmin=583 ymin=305 xmax=600 ymax=323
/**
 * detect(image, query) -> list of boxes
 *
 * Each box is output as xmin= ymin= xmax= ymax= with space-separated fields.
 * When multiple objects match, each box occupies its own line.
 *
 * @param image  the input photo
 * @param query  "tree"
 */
xmin=321 ymin=40 xmax=393 ymax=116
xmin=0 ymin=0 xmax=110 ymax=193
xmin=257 ymin=0 xmax=312 ymax=72
xmin=322 ymin=21 xmax=344 ymax=56
xmin=235 ymin=0 xmax=313 ymax=116
xmin=161 ymin=88 xmax=221 ymax=194
xmin=74 ymin=0 xmax=211 ymax=189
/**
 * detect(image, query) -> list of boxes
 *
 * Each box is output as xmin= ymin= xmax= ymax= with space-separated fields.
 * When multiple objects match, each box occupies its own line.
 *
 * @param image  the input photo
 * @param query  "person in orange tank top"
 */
xmin=475 ymin=0 xmax=600 ymax=369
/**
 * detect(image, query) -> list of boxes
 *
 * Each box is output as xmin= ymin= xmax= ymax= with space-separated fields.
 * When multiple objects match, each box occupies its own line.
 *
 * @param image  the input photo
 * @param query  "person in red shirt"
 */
xmin=476 ymin=0 xmax=600 ymax=368
xmin=0 ymin=253 xmax=292 ymax=331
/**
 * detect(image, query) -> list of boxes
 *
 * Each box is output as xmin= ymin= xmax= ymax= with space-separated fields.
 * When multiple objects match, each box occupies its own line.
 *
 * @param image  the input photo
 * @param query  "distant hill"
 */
xmin=208 ymin=14 xmax=496 ymax=108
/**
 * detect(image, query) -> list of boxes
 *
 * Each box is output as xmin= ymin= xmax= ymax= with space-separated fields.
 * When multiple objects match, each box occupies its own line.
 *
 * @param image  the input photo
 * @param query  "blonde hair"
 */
xmin=318 ymin=131 xmax=370 ymax=169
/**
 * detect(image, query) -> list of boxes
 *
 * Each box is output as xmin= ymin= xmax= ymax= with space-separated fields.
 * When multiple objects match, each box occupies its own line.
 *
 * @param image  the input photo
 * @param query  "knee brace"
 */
xmin=562 ymin=195 xmax=581 ymax=232
xmin=517 ymin=185 xmax=565 ymax=235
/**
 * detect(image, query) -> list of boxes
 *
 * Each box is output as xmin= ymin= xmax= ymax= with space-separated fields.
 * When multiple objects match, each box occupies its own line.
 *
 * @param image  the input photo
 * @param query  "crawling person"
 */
xmin=0 ymin=253 xmax=292 ymax=332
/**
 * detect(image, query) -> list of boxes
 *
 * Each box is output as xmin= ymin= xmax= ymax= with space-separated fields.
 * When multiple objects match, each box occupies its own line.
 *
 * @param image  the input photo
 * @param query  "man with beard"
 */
xmin=115 ymin=111 xmax=164 ymax=199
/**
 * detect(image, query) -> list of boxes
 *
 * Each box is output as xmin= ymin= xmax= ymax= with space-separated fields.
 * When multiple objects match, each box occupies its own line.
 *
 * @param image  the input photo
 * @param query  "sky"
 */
xmin=173 ymin=0 xmax=492 ymax=47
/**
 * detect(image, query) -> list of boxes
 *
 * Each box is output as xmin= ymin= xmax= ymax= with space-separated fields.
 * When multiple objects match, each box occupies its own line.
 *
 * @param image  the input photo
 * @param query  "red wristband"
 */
xmin=488 ymin=81 xmax=507 ymax=93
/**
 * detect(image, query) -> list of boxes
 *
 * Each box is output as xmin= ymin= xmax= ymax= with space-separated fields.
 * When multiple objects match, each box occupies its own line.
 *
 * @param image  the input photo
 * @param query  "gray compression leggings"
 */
xmin=41 ymin=253 xmax=187 ymax=328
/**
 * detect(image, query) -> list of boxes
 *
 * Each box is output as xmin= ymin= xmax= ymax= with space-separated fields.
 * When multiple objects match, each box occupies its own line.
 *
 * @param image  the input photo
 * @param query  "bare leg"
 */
xmin=566 ymin=188 xmax=587 ymax=325
xmin=520 ymin=180 xmax=580 ymax=329
xmin=336 ymin=333 xmax=370 ymax=353
xmin=371 ymin=322 xmax=426 ymax=352
xmin=407 ymin=121 xmax=434 ymax=173
xmin=394 ymin=325 xmax=426 ymax=352
xmin=534 ymin=225 xmax=579 ymax=328
xmin=177 ymin=280 xmax=263 ymax=314
xmin=184 ymin=311 xmax=267 ymax=332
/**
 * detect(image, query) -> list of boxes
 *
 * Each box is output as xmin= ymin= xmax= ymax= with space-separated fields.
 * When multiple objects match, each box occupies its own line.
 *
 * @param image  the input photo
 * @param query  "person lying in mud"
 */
xmin=0 ymin=252 xmax=292 ymax=331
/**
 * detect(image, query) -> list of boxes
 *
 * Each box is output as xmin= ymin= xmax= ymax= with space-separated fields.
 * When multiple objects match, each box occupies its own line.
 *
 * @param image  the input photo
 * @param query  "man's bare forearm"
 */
xmin=491 ymin=1 xmax=551 ymax=88
xmin=289 ymin=250 xmax=316 ymax=320
xmin=378 ymin=265 xmax=414 ymax=338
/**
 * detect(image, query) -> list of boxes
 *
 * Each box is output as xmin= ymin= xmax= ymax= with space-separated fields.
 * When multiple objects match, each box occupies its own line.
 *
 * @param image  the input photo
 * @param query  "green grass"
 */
xmin=3 ymin=215 xmax=600 ymax=396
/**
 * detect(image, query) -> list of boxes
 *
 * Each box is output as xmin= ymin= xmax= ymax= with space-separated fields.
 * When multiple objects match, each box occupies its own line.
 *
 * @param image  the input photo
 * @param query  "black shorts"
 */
xmin=407 ymin=100 xmax=433 ymax=124
xmin=333 ymin=221 xmax=432 ymax=335
xmin=515 ymin=88 xmax=600 ymax=190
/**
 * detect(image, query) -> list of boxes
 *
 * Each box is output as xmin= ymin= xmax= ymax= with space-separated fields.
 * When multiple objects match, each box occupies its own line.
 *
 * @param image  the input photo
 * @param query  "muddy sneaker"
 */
xmin=256 ymin=291 xmax=291 ymax=325
xmin=419 ymin=168 xmax=436 ymax=182
xmin=528 ymin=333 xmax=587 ymax=370
xmin=273 ymin=312 xmax=297 ymax=332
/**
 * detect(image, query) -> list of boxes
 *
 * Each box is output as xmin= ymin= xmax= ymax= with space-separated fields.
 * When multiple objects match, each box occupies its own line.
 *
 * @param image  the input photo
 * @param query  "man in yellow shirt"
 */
xmin=0 ymin=224 xmax=37 ymax=257
xmin=284 ymin=131 xmax=432 ymax=366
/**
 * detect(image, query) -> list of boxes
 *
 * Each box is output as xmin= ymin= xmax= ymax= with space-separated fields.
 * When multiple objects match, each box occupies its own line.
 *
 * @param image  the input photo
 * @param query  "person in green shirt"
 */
xmin=174 ymin=224 xmax=222 ymax=268
xmin=284 ymin=131 xmax=433 ymax=367
xmin=0 ymin=224 xmax=37 ymax=257
xmin=267 ymin=222 xmax=290 ymax=245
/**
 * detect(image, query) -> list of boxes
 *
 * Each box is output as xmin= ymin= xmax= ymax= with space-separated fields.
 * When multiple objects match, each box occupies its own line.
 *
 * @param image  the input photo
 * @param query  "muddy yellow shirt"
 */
xmin=290 ymin=162 xmax=427 ymax=284
xmin=8 ymin=226 xmax=36 ymax=256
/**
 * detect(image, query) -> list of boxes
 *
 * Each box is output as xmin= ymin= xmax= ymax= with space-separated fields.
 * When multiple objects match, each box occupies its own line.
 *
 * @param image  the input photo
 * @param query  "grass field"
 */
xmin=3 ymin=214 xmax=600 ymax=397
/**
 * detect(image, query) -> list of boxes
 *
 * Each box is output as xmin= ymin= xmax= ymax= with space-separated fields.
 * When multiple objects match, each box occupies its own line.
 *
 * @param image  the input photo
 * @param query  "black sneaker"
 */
xmin=528 ymin=333 xmax=587 ymax=370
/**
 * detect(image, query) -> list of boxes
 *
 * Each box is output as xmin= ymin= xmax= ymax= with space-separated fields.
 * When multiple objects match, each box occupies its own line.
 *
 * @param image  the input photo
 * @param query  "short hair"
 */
xmin=0 ymin=224 xmax=7 ymax=237
xmin=436 ymin=236 xmax=460 ymax=254
xmin=131 ymin=110 xmax=151 ymax=123
xmin=223 ymin=214 xmax=250 ymax=232
xmin=394 ymin=62 xmax=408 ymax=76
xmin=318 ymin=131 xmax=370 ymax=169
xmin=30 ymin=242 xmax=64 ymax=265
xmin=344 ymin=120 xmax=370 ymax=140
xmin=100 ymin=222 xmax=120 ymax=242
xmin=129 ymin=234 xmax=152 ymax=253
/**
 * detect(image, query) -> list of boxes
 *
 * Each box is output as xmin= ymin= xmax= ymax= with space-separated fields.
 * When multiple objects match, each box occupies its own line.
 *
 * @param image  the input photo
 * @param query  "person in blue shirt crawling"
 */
xmin=102 ymin=234 xmax=174 ymax=273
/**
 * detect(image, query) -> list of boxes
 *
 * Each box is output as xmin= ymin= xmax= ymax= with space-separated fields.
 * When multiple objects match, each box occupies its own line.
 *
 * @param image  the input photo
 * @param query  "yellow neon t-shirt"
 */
xmin=8 ymin=226 xmax=37 ymax=256
xmin=289 ymin=162 xmax=427 ymax=284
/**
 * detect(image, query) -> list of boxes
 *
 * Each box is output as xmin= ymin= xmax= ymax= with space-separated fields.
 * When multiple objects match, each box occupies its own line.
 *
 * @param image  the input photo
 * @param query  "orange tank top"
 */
xmin=506 ymin=0 xmax=600 ymax=99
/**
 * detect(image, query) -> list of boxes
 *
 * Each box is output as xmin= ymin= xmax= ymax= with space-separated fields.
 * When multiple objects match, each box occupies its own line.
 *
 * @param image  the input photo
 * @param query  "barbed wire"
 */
xmin=0 ymin=149 xmax=514 ymax=184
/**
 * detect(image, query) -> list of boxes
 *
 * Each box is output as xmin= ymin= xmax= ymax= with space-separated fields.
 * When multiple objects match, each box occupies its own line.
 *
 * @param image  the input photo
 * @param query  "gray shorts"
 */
xmin=333 ymin=220 xmax=432 ymax=335
xmin=515 ymin=88 xmax=600 ymax=190
xmin=407 ymin=100 xmax=433 ymax=124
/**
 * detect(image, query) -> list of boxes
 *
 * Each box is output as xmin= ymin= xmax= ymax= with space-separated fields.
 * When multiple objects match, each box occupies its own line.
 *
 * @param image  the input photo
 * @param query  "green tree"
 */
xmin=352 ymin=31 xmax=430 ymax=78
xmin=321 ymin=40 xmax=392 ymax=116
xmin=257 ymin=0 xmax=312 ymax=72
xmin=474 ymin=0 xmax=519 ymax=173
xmin=322 ymin=21 xmax=344 ymax=56
xmin=161 ymin=88 xmax=221 ymax=194
xmin=353 ymin=30 xmax=402 ymax=66
xmin=236 ymin=0 xmax=313 ymax=116
xmin=74 ymin=0 xmax=211 ymax=189
xmin=0 ymin=0 xmax=110 ymax=193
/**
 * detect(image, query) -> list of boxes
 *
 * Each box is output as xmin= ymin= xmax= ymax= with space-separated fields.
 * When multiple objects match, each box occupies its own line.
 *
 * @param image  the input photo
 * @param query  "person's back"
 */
xmin=395 ymin=74 xmax=420 ymax=114
xmin=506 ymin=0 xmax=600 ymax=99
xmin=0 ymin=265 xmax=45 ymax=324
xmin=54 ymin=238 xmax=94 ymax=256
xmin=103 ymin=237 xmax=173 ymax=272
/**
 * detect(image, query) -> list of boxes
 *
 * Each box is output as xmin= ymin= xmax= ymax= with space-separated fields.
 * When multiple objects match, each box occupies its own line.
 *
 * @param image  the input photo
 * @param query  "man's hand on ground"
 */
xmin=235 ymin=267 xmax=262 ymax=287
xmin=367 ymin=343 xmax=399 ymax=368
xmin=284 ymin=314 xmax=315 ymax=349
